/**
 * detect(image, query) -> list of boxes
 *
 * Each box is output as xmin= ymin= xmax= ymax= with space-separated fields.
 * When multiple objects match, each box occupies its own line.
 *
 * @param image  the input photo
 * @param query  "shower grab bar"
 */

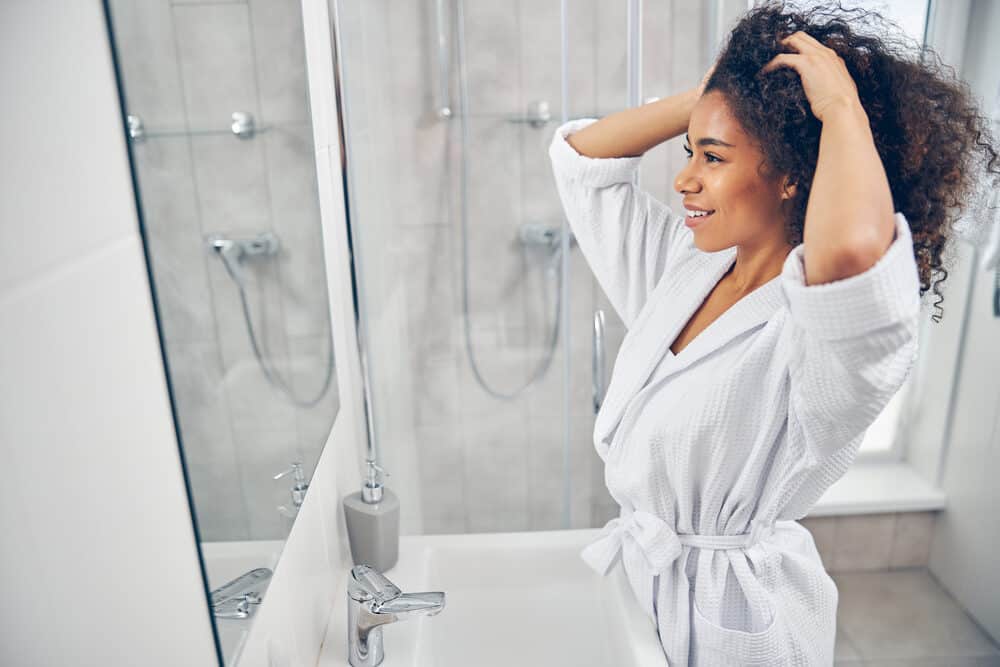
xmin=437 ymin=111 xmax=606 ymax=123
xmin=593 ymin=309 xmax=607 ymax=413
xmin=126 ymin=111 xmax=269 ymax=142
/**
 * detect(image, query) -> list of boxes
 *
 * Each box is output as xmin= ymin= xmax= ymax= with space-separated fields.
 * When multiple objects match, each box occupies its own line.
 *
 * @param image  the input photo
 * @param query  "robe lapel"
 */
xmin=595 ymin=247 xmax=786 ymax=446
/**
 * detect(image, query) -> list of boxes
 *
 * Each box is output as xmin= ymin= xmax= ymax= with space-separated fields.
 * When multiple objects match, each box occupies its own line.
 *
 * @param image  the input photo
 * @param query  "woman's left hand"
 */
xmin=761 ymin=31 xmax=862 ymax=123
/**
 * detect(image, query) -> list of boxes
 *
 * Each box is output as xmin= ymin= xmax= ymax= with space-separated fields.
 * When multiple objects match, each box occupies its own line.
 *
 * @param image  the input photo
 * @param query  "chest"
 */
xmin=668 ymin=283 xmax=743 ymax=356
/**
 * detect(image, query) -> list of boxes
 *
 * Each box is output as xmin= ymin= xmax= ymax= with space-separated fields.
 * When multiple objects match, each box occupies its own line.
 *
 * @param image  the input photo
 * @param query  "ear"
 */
xmin=780 ymin=175 xmax=797 ymax=200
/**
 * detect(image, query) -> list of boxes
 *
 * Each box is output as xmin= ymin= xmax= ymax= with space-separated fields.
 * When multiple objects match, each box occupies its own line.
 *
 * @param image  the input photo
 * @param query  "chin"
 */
xmin=692 ymin=233 xmax=730 ymax=253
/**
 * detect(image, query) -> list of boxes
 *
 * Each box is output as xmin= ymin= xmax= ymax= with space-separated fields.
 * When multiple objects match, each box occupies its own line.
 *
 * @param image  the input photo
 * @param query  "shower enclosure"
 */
xmin=333 ymin=0 xmax=747 ymax=535
xmin=106 ymin=0 xmax=340 ymax=544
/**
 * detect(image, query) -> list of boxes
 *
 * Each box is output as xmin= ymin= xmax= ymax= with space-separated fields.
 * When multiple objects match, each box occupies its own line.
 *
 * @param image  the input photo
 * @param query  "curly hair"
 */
xmin=704 ymin=1 xmax=999 ymax=322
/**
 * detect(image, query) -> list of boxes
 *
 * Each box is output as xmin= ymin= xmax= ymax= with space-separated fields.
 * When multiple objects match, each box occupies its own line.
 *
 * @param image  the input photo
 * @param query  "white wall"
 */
xmin=927 ymin=0 xmax=1000 ymax=644
xmin=899 ymin=0 xmax=975 ymax=485
xmin=0 ymin=2 xmax=218 ymax=665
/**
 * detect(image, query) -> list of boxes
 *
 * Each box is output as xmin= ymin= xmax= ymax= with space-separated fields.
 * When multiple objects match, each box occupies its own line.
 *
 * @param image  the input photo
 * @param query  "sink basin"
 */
xmin=319 ymin=528 xmax=667 ymax=666
xmin=202 ymin=539 xmax=285 ymax=666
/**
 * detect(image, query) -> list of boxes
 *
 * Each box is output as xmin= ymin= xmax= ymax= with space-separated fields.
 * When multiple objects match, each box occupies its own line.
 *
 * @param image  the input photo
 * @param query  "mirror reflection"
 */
xmin=102 ymin=0 xmax=1000 ymax=664
xmin=332 ymin=0 xmax=1000 ymax=665
xmin=105 ymin=1 xmax=338 ymax=662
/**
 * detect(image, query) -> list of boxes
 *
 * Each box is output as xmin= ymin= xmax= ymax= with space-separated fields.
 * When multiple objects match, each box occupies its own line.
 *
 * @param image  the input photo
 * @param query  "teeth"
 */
xmin=686 ymin=209 xmax=712 ymax=217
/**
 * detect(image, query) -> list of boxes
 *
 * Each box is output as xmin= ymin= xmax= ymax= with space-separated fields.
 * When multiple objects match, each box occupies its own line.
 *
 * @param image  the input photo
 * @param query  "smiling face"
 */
xmin=673 ymin=91 xmax=794 ymax=253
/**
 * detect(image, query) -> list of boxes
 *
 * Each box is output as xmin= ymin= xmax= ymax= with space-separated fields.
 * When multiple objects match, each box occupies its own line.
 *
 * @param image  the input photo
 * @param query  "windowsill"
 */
xmin=807 ymin=461 xmax=947 ymax=517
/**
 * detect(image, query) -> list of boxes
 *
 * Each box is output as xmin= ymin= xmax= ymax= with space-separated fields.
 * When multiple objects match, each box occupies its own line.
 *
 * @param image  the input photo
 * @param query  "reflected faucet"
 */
xmin=347 ymin=564 xmax=445 ymax=667
xmin=211 ymin=567 xmax=273 ymax=619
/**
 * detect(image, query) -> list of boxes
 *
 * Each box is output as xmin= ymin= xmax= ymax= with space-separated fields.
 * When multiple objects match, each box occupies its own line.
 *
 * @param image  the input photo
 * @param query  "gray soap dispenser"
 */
xmin=343 ymin=460 xmax=399 ymax=572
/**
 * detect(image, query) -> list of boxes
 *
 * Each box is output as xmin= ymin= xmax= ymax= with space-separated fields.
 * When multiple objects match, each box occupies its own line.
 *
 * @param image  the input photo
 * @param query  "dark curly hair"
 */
xmin=704 ymin=1 xmax=999 ymax=322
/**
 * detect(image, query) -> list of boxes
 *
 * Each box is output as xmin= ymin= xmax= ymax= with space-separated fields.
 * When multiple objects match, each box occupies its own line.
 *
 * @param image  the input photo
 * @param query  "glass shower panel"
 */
xmin=334 ymin=0 xmax=730 ymax=536
xmin=565 ymin=0 xmax=740 ymax=525
xmin=106 ymin=0 xmax=339 ymax=546
xmin=559 ymin=0 xmax=632 ymax=528
xmin=107 ymin=2 xmax=342 ymax=661
xmin=336 ymin=0 xmax=589 ymax=535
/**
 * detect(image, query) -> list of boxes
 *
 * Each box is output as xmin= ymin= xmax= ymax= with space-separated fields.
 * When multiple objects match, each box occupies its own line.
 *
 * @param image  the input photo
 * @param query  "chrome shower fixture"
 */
xmin=230 ymin=111 xmax=256 ymax=139
xmin=518 ymin=223 xmax=576 ymax=254
xmin=127 ymin=114 xmax=144 ymax=142
xmin=522 ymin=100 xmax=551 ymax=128
xmin=124 ymin=111 xmax=264 ymax=141
xmin=518 ymin=223 xmax=577 ymax=275
xmin=208 ymin=231 xmax=281 ymax=285
xmin=206 ymin=231 xmax=335 ymax=408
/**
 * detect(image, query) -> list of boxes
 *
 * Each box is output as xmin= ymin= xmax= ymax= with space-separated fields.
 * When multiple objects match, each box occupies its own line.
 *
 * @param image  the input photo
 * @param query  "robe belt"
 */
xmin=580 ymin=507 xmax=777 ymax=576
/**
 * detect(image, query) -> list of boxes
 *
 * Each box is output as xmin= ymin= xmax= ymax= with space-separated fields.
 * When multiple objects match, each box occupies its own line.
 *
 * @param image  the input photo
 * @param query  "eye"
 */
xmin=682 ymin=144 xmax=722 ymax=163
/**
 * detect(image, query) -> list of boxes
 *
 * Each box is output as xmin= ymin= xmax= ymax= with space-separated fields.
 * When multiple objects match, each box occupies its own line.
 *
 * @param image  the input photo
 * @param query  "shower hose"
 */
xmin=455 ymin=0 xmax=564 ymax=400
xmin=218 ymin=248 xmax=335 ymax=409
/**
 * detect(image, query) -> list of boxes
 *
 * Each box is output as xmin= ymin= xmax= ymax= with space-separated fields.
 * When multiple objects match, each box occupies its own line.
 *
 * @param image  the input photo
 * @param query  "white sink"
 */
xmin=201 ymin=540 xmax=285 ymax=666
xmin=318 ymin=529 xmax=667 ymax=667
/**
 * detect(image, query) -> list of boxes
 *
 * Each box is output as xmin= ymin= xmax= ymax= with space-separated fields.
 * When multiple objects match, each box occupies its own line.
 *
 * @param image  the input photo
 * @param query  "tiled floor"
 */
xmin=833 ymin=568 xmax=1000 ymax=666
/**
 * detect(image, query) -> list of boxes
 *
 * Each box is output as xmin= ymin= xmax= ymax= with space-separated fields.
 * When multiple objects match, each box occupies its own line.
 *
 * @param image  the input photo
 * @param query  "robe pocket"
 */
xmin=691 ymin=598 xmax=786 ymax=666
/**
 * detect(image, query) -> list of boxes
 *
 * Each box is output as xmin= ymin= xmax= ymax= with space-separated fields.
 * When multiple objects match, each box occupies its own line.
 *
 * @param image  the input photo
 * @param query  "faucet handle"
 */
xmin=348 ymin=564 xmax=401 ymax=606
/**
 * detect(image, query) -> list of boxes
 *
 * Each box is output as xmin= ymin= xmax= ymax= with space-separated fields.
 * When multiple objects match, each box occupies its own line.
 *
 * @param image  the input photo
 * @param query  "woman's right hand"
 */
xmin=696 ymin=61 xmax=717 ymax=98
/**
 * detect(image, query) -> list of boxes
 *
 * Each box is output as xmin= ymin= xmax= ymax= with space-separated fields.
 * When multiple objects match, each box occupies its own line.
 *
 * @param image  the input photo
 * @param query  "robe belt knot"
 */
xmin=580 ymin=508 xmax=776 ymax=576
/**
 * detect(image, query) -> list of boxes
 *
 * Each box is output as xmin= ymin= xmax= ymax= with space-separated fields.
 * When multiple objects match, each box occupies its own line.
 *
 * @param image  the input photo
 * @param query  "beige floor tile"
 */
xmin=864 ymin=657 xmax=1000 ymax=666
xmin=835 ymin=623 xmax=864 ymax=660
xmin=833 ymin=569 xmax=1000 ymax=661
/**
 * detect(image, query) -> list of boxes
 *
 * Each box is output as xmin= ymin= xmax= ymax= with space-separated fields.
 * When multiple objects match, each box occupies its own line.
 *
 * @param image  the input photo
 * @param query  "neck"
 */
xmin=723 ymin=238 xmax=794 ymax=294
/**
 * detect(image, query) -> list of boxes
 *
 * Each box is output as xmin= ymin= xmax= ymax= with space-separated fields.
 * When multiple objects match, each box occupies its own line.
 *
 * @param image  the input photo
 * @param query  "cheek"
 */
xmin=706 ymin=171 xmax=751 ymax=210
xmin=715 ymin=171 xmax=776 ymax=211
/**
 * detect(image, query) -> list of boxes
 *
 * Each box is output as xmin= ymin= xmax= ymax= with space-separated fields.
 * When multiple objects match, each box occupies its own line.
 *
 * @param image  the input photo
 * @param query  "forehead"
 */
xmin=688 ymin=91 xmax=750 ymax=146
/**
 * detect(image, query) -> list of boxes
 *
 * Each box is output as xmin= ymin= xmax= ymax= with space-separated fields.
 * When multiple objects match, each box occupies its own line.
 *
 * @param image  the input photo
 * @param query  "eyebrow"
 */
xmin=685 ymin=133 xmax=736 ymax=148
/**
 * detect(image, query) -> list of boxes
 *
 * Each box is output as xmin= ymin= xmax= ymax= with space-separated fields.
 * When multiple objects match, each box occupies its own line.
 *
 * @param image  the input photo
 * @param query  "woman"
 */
xmin=548 ymin=3 xmax=998 ymax=665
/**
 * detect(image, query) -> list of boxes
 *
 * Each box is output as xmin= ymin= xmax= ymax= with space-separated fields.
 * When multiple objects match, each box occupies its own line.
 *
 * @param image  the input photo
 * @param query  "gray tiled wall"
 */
xmin=108 ymin=0 xmax=339 ymax=541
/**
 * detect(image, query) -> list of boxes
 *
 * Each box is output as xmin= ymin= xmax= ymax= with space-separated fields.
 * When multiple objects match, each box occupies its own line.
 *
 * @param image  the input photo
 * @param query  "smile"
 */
xmin=684 ymin=209 xmax=715 ymax=227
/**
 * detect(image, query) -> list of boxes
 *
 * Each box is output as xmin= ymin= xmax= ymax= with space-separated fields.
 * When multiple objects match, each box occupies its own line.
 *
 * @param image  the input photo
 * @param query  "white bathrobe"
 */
xmin=549 ymin=119 xmax=921 ymax=666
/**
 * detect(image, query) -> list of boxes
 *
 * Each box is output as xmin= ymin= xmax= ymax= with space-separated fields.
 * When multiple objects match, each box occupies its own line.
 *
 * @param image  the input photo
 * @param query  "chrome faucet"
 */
xmin=347 ymin=564 xmax=445 ymax=667
xmin=210 ymin=567 xmax=273 ymax=619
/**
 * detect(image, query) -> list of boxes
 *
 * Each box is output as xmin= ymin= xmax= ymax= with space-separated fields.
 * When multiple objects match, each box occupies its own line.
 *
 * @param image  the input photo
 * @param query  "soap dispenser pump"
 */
xmin=274 ymin=462 xmax=309 ymax=519
xmin=343 ymin=460 xmax=399 ymax=572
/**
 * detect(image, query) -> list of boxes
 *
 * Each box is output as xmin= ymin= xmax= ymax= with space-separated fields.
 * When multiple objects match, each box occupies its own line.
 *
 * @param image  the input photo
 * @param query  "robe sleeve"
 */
xmin=548 ymin=118 xmax=690 ymax=328
xmin=781 ymin=211 xmax=922 ymax=461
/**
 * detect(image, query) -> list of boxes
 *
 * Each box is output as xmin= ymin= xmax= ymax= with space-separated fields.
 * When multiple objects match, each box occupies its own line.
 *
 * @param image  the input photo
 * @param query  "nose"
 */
xmin=673 ymin=160 xmax=701 ymax=195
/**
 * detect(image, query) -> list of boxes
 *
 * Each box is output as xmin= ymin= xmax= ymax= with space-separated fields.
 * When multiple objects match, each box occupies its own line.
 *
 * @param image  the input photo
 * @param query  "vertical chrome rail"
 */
xmin=435 ymin=0 xmax=452 ymax=119
xmin=592 ymin=310 xmax=607 ymax=413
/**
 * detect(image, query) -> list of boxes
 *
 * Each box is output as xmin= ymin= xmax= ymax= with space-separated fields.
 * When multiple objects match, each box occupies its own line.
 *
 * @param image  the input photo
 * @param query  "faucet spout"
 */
xmin=347 ymin=565 xmax=446 ymax=667
xmin=374 ymin=591 xmax=445 ymax=619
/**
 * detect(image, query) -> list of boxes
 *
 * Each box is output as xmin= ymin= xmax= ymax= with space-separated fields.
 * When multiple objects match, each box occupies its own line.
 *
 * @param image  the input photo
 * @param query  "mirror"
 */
xmin=104 ymin=1 xmax=339 ymax=663
xmin=99 ymin=0 xmax=1000 ymax=663
xmin=329 ymin=0 xmax=1000 ymax=664
xmin=328 ymin=0 xmax=947 ymax=531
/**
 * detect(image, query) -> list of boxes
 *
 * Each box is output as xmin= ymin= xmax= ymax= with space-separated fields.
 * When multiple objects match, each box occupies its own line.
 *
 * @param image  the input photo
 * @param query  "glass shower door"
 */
xmin=332 ymin=0 xmax=727 ymax=536
xmin=335 ymin=0 xmax=583 ymax=535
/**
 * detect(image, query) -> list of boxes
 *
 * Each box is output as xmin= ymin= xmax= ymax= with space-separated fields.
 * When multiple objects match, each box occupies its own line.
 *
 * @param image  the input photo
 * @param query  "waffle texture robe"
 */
xmin=549 ymin=118 xmax=921 ymax=666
